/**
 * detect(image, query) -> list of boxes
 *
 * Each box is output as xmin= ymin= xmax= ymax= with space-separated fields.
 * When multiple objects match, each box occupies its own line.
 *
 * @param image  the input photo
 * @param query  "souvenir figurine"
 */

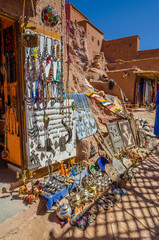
xmin=90 ymin=141 xmax=97 ymax=157
xmin=60 ymin=161 xmax=65 ymax=175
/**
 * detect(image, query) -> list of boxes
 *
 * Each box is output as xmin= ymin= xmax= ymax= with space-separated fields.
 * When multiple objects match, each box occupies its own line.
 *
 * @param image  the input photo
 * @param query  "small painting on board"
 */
xmin=112 ymin=158 xmax=126 ymax=175
xmin=118 ymin=120 xmax=135 ymax=149
xmin=105 ymin=164 xmax=119 ymax=182
xmin=106 ymin=122 xmax=124 ymax=154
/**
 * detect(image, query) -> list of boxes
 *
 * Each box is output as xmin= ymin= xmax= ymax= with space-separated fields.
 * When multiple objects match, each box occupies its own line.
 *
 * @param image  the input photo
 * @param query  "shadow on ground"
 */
xmin=47 ymin=145 xmax=159 ymax=240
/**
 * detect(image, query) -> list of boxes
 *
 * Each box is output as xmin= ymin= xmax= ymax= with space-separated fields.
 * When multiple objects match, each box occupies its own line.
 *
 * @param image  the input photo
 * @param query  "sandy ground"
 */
xmin=132 ymin=108 xmax=156 ymax=126
xmin=0 ymin=108 xmax=159 ymax=240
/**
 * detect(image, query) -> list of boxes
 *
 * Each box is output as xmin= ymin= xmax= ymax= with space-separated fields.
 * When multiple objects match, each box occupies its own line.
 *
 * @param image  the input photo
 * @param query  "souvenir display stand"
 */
xmin=0 ymin=5 xmax=77 ymax=172
xmin=68 ymin=93 xmax=97 ymax=140
xmin=24 ymin=29 xmax=76 ymax=171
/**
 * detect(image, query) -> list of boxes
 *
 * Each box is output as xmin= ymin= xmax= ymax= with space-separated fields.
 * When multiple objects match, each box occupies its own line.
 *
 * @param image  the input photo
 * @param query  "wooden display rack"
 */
xmin=0 ymin=13 xmax=66 ymax=177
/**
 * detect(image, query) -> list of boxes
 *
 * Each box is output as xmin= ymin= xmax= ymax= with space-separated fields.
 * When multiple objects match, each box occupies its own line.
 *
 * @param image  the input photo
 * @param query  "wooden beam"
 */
xmin=25 ymin=22 xmax=62 ymax=40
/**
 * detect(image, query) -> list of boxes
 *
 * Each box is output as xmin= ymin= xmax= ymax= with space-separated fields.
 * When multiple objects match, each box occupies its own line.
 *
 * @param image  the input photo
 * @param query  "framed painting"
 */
xmin=118 ymin=120 xmax=135 ymax=149
xmin=106 ymin=122 xmax=124 ymax=154
xmin=112 ymin=158 xmax=126 ymax=175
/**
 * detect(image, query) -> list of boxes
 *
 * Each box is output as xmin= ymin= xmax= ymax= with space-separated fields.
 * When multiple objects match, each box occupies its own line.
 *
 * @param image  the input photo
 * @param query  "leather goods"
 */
xmin=21 ymin=34 xmax=38 ymax=48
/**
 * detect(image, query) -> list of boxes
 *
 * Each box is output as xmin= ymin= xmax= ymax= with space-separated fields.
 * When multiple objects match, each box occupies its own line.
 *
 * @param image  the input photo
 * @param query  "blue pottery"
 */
xmin=97 ymin=157 xmax=109 ymax=172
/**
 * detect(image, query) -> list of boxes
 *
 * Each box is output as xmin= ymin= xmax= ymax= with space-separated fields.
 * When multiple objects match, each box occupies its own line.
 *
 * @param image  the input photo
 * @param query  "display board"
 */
xmin=24 ymin=31 xmax=76 ymax=170
xmin=68 ymin=93 xmax=97 ymax=140
xmin=118 ymin=120 xmax=135 ymax=149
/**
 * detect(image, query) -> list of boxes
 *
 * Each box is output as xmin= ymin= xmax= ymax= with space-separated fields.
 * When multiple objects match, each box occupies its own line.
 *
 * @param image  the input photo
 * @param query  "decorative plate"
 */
xmin=41 ymin=6 xmax=59 ymax=27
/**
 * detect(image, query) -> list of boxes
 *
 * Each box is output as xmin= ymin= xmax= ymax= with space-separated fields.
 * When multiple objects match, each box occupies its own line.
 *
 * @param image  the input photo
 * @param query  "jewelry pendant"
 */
xmin=41 ymin=152 xmax=45 ymax=161
xmin=44 ymin=114 xmax=49 ymax=129
xmin=30 ymin=141 xmax=34 ymax=148
xmin=59 ymin=136 xmax=66 ymax=152
xmin=50 ymin=99 xmax=55 ymax=107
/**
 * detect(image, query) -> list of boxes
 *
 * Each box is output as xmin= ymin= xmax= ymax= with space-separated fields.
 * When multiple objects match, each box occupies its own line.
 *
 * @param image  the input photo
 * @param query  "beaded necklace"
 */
xmin=59 ymin=36 xmax=65 ymax=114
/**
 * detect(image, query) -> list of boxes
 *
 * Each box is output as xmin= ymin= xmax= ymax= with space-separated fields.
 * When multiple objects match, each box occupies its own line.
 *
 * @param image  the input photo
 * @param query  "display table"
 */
xmin=39 ymin=169 xmax=89 ymax=210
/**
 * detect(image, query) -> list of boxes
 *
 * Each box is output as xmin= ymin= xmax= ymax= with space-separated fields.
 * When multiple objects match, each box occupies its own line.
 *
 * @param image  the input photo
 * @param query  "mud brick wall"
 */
xmin=0 ymin=0 xmax=65 ymax=34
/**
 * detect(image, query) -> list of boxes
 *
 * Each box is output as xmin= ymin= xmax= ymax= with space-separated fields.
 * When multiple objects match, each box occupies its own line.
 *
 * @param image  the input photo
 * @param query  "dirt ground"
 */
xmin=132 ymin=108 xmax=156 ymax=126
xmin=0 ymin=108 xmax=159 ymax=240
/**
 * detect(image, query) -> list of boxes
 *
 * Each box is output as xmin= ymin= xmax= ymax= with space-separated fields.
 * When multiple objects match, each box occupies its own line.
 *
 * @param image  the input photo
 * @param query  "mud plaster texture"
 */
xmin=63 ymin=21 xmax=118 ymax=165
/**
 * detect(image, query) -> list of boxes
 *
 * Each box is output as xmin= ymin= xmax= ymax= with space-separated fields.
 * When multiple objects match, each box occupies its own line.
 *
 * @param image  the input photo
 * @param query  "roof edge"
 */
xmin=78 ymin=20 xmax=104 ymax=35
xmin=66 ymin=3 xmax=90 ymax=21
xmin=103 ymin=35 xmax=140 ymax=42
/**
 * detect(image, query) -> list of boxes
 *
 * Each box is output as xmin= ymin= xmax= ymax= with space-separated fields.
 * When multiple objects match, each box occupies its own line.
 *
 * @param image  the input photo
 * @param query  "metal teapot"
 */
xmin=80 ymin=188 xmax=89 ymax=197
xmin=56 ymin=201 xmax=72 ymax=220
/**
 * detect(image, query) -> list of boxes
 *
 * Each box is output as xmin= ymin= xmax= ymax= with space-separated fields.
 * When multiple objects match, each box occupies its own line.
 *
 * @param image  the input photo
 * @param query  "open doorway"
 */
xmin=0 ymin=16 xmax=20 ymax=169
xmin=136 ymin=78 xmax=155 ymax=107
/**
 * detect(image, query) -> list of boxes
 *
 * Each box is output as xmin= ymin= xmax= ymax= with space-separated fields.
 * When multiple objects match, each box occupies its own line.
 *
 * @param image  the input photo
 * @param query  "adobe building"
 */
xmin=65 ymin=3 xmax=104 ymax=62
xmin=103 ymin=36 xmax=159 ymax=105
xmin=66 ymin=4 xmax=159 ymax=105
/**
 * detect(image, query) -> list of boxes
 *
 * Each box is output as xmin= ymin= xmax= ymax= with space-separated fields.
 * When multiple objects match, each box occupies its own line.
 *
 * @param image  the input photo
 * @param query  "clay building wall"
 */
xmin=65 ymin=4 xmax=89 ymax=23
xmin=136 ymin=48 xmax=159 ymax=59
xmin=115 ymin=58 xmax=159 ymax=72
xmin=90 ymin=81 xmax=122 ymax=101
xmin=66 ymin=4 xmax=104 ymax=62
xmin=78 ymin=20 xmax=103 ymax=61
xmin=106 ymin=70 xmax=137 ymax=103
xmin=101 ymin=35 xmax=140 ymax=63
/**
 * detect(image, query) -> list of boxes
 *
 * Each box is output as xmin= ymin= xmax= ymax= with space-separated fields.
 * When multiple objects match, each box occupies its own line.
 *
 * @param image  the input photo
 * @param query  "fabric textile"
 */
xmin=145 ymin=81 xmax=149 ymax=104
xmin=154 ymin=90 xmax=159 ymax=136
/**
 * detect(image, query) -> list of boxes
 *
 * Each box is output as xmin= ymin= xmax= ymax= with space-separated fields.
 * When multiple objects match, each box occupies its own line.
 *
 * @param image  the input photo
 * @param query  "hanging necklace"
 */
xmin=55 ymin=61 xmax=61 ymax=82
xmin=59 ymin=36 xmax=65 ymax=114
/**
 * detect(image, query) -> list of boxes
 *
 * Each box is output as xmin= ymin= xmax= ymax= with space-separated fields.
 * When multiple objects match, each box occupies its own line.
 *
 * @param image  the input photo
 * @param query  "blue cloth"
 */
xmin=39 ymin=169 xmax=89 ymax=210
xmin=154 ymin=91 xmax=159 ymax=136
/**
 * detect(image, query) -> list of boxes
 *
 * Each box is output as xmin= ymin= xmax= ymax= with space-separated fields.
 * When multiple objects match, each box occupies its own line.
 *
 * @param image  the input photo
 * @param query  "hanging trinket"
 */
xmin=41 ymin=6 xmax=59 ymax=27
xmin=58 ymin=36 xmax=66 ymax=112
xmin=59 ymin=136 xmax=66 ymax=152
xmin=45 ymin=138 xmax=52 ymax=151
xmin=57 ymin=43 xmax=60 ymax=59
xmin=61 ymin=119 xmax=72 ymax=144
xmin=28 ymin=151 xmax=41 ymax=170
xmin=30 ymin=141 xmax=34 ymax=149
xmin=44 ymin=114 xmax=49 ymax=129
xmin=43 ymin=37 xmax=49 ymax=60
xmin=55 ymin=61 xmax=61 ymax=82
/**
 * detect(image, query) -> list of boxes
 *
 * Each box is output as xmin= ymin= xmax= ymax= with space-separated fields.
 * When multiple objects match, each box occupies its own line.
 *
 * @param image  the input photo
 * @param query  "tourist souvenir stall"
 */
xmin=134 ymin=70 xmax=159 ymax=107
xmin=2 ymin=1 xmax=157 ymax=231
xmin=17 ymin=79 xmax=157 ymax=230
xmin=0 ymin=3 xmax=78 ymax=174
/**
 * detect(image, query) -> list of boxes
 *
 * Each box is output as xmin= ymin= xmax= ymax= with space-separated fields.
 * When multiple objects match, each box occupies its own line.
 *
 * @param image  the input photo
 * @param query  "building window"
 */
xmin=92 ymin=36 xmax=94 ymax=42
xmin=97 ymin=40 xmax=100 ymax=46
xmin=130 ymin=43 xmax=131 ymax=47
